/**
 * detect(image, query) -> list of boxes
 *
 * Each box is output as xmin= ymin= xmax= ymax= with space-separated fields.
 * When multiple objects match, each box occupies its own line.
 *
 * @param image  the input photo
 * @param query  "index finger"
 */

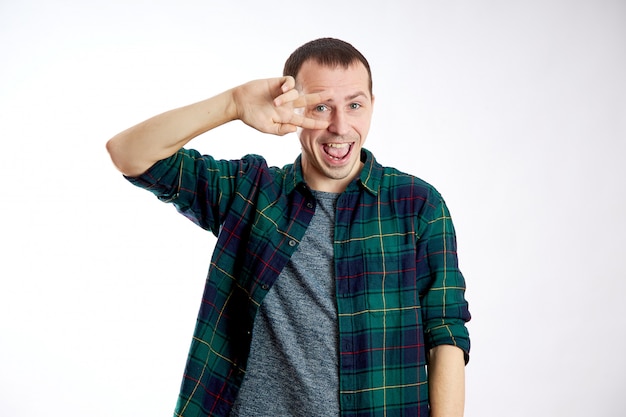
xmin=291 ymin=90 xmax=334 ymax=109
xmin=274 ymin=89 xmax=334 ymax=108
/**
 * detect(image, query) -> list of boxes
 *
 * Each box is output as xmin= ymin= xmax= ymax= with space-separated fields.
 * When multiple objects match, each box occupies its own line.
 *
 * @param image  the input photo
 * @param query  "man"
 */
xmin=107 ymin=38 xmax=470 ymax=417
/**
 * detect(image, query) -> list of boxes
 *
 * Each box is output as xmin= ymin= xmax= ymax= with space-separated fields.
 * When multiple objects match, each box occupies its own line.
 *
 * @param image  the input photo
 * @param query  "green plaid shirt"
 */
xmin=126 ymin=148 xmax=470 ymax=417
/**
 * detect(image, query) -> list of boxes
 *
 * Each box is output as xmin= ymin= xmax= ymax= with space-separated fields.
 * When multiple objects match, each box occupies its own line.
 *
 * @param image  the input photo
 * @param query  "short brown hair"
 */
xmin=283 ymin=38 xmax=373 ymax=95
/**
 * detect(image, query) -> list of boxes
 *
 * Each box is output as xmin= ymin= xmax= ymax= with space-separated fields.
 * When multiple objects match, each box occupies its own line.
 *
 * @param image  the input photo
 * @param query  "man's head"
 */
xmin=283 ymin=38 xmax=373 ymax=96
xmin=284 ymin=38 xmax=375 ymax=193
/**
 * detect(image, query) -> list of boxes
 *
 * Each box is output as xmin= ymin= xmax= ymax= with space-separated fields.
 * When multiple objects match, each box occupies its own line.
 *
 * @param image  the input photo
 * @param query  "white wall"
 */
xmin=1 ymin=1 xmax=624 ymax=415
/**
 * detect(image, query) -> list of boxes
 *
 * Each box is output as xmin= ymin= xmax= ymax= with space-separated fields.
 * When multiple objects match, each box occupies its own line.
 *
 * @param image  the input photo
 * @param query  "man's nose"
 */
xmin=328 ymin=110 xmax=349 ymax=136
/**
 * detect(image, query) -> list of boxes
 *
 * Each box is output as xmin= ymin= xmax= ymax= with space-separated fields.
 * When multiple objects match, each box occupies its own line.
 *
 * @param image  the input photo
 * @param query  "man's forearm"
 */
xmin=428 ymin=344 xmax=466 ymax=417
xmin=106 ymin=89 xmax=237 ymax=177
xmin=105 ymin=76 xmax=330 ymax=178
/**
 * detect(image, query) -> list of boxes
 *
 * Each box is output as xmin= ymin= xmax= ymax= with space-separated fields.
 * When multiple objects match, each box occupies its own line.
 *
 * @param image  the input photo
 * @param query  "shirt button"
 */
xmin=306 ymin=202 xmax=313 ymax=209
xmin=288 ymin=240 xmax=297 ymax=247
xmin=261 ymin=284 xmax=269 ymax=290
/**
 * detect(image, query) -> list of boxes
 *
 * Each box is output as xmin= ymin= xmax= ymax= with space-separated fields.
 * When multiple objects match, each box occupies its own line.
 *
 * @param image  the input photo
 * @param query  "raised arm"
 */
xmin=106 ymin=76 xmax=330 ymax=177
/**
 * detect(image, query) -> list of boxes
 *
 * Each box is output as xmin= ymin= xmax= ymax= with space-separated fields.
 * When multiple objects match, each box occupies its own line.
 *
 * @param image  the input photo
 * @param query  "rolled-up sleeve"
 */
xmin=420 ymin=196 xmax=471 ymax=363
xmin=124 ymin=149 xmax=265 ymax=235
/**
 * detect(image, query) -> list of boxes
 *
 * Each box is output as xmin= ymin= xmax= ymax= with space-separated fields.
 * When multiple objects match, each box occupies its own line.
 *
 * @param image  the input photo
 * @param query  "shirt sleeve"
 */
xmin=418 ymin=193 xmax=471 ymax=363
xmin=124 ymin=148 xmax=266 ymax=236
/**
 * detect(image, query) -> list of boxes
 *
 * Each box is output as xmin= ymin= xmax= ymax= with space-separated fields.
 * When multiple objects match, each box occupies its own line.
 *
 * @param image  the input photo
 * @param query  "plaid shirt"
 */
xmin=126 ymin=148 xmax=470 ymax=417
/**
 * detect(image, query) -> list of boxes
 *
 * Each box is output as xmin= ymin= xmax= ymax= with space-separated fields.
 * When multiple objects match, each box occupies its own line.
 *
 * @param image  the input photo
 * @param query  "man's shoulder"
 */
xmin=210 ymin=152 xmax=291 ymax=178
xmin=376 ymin=163 xmax=442 ymax=201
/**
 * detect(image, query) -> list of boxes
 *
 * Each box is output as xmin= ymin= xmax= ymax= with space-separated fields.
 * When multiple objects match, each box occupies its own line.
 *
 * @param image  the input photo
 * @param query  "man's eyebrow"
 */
xmin=323 ymin=91 xmax=369 ymax=102
xmin=347 ymin=91 xmax=369 ymax=101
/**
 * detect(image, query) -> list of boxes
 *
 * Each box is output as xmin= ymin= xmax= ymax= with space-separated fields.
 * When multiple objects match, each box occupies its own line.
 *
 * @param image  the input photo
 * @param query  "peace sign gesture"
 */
xmin=233 ymin=76 xmax=331 ymax=135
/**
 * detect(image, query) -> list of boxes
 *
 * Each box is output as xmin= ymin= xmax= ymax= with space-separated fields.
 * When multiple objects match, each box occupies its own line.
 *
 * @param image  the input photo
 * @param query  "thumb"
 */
xmin=275 ymin=123 xmax=297 ymax=136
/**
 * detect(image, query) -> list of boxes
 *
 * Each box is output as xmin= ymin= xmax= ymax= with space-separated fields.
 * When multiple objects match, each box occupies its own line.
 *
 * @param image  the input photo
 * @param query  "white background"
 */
xmin=1 ymin=1 xmax=625 ymax=416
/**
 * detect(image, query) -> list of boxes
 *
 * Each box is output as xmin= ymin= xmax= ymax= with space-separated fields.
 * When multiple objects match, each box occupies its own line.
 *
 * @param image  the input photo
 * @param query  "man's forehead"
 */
xmin=297 ymin=59 xmax=368 ymax=77
xmin=295 ymin=61 xmax=371 ymax=97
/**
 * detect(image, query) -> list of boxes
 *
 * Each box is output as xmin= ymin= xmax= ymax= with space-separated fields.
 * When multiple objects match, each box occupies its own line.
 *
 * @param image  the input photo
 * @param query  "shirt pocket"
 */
xmin=357 ymin=237 xmax=420 ymax=310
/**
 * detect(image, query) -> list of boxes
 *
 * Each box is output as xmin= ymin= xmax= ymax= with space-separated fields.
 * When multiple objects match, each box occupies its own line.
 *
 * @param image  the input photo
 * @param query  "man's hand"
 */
xmin=232 ymin=76 xmax=331 ymax=135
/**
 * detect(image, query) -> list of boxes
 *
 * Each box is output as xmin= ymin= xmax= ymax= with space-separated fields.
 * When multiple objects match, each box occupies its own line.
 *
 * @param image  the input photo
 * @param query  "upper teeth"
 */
xmin=327 ymin=143 xmax=349 ymax=148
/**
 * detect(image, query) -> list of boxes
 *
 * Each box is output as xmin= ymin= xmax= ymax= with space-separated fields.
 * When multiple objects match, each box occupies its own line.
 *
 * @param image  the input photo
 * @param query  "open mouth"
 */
xmin=323 ymin=142 xmax=353 ymax=161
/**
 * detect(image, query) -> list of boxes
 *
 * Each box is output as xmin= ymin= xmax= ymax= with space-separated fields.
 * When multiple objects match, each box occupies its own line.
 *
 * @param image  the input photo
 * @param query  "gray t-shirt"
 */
xmin=230 ymin=190 xmax=340 ymax=416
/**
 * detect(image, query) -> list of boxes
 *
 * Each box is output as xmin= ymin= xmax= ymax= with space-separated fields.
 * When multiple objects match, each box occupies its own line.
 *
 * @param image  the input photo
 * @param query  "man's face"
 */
xmin=295 ymin=60 xmax=374 ymax=193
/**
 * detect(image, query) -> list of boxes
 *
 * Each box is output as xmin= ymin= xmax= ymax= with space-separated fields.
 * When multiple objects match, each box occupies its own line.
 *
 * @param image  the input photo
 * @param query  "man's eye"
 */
xmin=315 ymin=104 xmax=329 ymax=112
xmin=349 ymin=103 xmax=361 ymax=110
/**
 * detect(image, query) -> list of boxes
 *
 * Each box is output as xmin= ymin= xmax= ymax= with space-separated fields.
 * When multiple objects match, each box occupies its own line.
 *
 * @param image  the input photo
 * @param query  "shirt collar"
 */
xmin=284 ymin=148 xmax=381 ymax=196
